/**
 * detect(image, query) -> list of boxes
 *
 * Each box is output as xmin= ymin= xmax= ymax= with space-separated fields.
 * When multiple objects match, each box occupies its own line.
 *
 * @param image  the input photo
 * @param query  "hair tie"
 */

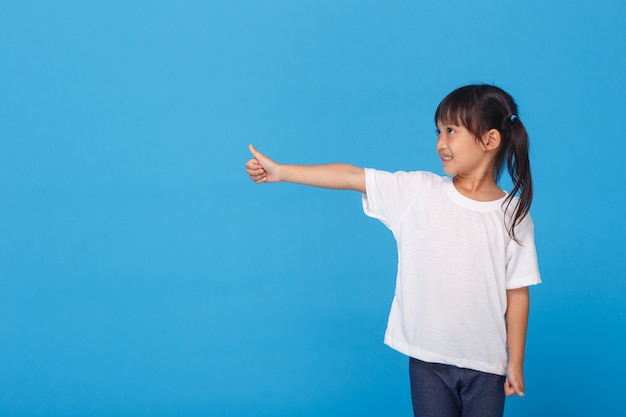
xmin=510 ymin=115 xmax=518 ymax=122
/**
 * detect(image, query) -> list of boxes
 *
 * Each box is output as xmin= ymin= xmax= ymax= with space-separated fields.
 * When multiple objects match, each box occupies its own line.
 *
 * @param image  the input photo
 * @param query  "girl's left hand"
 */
xmin=504 ymin=365 xmax=525 ymax=397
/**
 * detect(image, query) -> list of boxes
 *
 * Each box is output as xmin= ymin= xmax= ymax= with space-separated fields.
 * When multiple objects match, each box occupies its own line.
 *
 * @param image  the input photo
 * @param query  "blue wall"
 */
xmin=1 ymin=1 xmax=624 ymax=416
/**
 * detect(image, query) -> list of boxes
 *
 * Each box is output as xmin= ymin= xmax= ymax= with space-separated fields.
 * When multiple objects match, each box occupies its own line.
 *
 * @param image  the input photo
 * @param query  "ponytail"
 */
xmin=499 ymin=115 xmax=533 ymax=243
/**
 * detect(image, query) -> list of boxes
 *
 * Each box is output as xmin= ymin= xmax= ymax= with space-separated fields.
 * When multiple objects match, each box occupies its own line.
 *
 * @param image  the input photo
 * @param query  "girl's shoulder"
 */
xmin=365 ymin=169 xmax=446 ymax=197
xmin=363 ymin=170 xmax=446 ymax=219
xmin=367 ymin=168 xmax=444 ymax=183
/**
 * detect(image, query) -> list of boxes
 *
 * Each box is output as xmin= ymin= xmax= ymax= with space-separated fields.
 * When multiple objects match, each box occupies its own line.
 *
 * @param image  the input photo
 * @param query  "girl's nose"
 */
xmin=436 ymin=137 xmax=447 ymax=152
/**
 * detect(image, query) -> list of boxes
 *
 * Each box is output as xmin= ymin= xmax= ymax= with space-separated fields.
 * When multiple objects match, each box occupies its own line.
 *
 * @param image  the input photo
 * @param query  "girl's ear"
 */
xmin=483 ymin=129 xmax=501 ymax=151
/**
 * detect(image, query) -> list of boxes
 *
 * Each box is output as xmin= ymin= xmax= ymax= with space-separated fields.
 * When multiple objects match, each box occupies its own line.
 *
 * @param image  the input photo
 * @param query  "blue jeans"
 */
xmin=409 ymin=357 xmax=506 ymax=417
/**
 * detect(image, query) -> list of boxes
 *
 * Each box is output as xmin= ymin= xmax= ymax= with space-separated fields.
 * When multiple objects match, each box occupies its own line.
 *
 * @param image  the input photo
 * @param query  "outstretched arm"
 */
xmin=245 ymin=144 xmax=366 ymax=193
xmin=504 ymin=286 xmax=530 ymax=397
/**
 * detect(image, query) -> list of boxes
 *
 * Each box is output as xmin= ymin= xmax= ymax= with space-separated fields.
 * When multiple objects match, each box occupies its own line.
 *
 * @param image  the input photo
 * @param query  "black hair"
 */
xmin=434 ymin=84 xmax=533 ymax=243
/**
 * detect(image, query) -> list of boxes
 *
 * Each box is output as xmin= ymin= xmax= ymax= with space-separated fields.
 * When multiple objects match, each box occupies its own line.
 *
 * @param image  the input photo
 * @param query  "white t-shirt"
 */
xmin=362 ymin=169 xmax=541 ymax=375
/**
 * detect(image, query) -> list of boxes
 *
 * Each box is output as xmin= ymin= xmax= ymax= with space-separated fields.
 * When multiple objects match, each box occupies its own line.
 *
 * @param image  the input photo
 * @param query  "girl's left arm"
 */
xmin=504 ymin=286 xmax=530 ymax=397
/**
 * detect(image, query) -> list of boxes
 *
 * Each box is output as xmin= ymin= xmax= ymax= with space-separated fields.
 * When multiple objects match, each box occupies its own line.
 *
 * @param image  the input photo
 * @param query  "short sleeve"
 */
xmin=505 ymin=214 xmax=542 ymax=289
xmin=362 ymin=169 xmax=426 ymax=232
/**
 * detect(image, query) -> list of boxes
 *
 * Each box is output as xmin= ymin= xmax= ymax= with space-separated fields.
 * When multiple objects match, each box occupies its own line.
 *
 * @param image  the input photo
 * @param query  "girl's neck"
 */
xmin=452 ymin=174 xmax=505 ymax=202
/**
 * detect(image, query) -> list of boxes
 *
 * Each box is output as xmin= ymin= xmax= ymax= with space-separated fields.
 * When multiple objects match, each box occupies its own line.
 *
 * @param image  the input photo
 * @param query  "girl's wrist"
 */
xmin=274 ymin=163 xmax=287 ymax=182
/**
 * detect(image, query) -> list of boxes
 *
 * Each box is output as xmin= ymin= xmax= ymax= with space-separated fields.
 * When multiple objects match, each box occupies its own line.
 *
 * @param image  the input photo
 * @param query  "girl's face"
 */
xmin=435 ymin=121 xmax=491 ymax=177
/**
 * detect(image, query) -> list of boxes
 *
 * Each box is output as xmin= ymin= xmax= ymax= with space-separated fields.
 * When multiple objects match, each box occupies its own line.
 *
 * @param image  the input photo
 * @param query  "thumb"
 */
xmin=248 ymin=144 xmax=276 ymax=169
xmin=248 ymin=144 xmax=264 ymax=160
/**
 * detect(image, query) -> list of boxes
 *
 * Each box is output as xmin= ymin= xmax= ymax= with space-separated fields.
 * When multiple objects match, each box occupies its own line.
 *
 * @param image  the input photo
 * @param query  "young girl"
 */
xmin=245 ymin=84 xmax=541 ymax=417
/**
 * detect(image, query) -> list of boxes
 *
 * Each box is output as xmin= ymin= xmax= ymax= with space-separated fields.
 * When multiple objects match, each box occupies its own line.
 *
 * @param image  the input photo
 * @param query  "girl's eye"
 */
xmin=447 ymin=127 xmax=456 ymax=135
xmin=435 ymin=129 xmax=441 ymax=136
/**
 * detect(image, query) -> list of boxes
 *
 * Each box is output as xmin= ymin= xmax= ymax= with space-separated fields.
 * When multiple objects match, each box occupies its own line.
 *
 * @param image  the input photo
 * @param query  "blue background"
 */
xmin=1 ymin=1 xmax=625 ymax=416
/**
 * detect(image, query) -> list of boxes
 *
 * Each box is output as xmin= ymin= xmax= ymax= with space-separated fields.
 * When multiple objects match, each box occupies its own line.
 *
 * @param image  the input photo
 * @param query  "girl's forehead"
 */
xmin=436 ymin=106 xmax=476 ymax=130
xmin=436 ymin=117 xmax=462 ymax=127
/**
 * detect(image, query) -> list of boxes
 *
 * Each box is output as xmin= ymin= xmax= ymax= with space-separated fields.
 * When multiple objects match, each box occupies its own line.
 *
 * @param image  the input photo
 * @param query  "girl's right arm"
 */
xmin=245 ymin=144 xmax=366 ymax=193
